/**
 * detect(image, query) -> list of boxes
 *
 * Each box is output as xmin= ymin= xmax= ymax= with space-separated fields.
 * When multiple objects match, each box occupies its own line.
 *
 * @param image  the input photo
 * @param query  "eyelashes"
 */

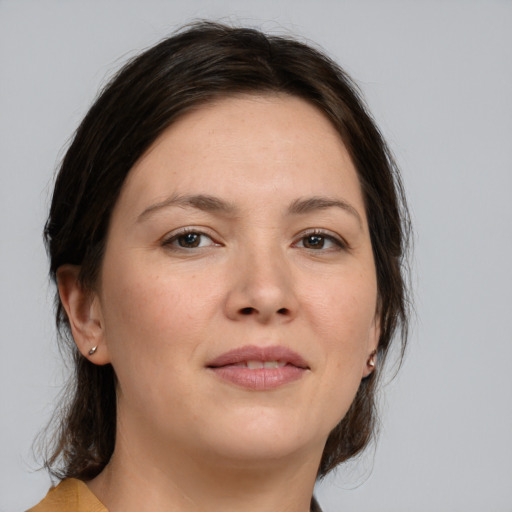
xmin=162 ymin=228 xmax=218 ymax=250
xmin=162 ymin=227 xmax=348 ymax=254
xmin=292 ymin=229 xmax=347 ymax=251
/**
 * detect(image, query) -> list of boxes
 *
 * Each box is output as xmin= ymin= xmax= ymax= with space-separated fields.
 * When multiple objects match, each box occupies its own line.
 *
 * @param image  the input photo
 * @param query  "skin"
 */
xmin=58 ymin=94 xmax=380 ymax=512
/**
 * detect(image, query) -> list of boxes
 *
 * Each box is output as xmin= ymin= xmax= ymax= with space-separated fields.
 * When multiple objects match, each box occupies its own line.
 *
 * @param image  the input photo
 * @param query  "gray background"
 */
xmin=1 ymin=0 xmax=511 ymax=510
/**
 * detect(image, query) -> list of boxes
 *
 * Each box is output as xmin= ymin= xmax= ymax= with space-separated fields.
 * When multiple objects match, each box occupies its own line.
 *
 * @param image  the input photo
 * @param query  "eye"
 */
xmin=162 ymin=229 xmax=217 ymax=249
xmin=294 ymin=230 xmax=346 ymax=251
xmin=302 ymin=234 xmax=328 ymax=249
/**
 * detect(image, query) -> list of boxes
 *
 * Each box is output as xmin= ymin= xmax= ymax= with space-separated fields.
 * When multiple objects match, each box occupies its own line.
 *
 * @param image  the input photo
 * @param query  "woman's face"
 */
xmin=90 ymin=94 xmax=379 ymax=466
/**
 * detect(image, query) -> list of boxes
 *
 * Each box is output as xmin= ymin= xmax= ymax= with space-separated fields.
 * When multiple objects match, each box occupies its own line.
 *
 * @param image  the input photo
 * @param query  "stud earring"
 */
xmin=367 ymin=350 xmax=377 ymax=369
xmin=88 ymin=346 xmax=98 ymax=356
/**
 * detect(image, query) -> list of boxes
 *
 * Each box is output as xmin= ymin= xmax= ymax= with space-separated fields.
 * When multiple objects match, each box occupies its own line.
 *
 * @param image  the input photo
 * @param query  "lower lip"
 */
xmin=208 ymin=365 xmax=306 ymax=391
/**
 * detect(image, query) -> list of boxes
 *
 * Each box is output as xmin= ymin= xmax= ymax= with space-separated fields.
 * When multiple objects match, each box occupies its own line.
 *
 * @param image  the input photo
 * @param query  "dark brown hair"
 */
xmin=44 ymin=21 xmax=410 ymax=481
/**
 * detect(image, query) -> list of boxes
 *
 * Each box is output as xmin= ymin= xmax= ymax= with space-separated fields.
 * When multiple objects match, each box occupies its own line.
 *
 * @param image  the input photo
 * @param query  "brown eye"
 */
xmin=163 ymin=230 xmax=216 ymax=250
xmin=178 ymin=232 xmax=201 ymax=248
xmin=295 ymin=231 xmax=345 ymax=251
xmin=302 ymin=235 xmax=325 ymax=249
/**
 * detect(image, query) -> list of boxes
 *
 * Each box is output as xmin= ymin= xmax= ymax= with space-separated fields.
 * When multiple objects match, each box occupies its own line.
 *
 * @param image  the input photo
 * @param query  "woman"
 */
xmin=30 ymin=21 xmax=410 ymax=512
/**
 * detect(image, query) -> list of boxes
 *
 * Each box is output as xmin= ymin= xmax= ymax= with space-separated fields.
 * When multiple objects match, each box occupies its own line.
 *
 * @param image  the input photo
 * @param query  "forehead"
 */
xmin=115 ymin=93 xmax=366 ymax=220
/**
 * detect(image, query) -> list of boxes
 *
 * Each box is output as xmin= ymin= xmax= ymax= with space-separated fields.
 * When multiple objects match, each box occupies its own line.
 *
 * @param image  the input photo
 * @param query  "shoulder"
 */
xmin=27 ymin=478 xmax=107 ymax=512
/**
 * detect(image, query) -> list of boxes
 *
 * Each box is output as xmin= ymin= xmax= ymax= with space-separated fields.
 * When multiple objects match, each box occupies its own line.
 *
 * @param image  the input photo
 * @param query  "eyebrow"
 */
xmin=137 ymin=193 xmax=362 ymax=227
xmin=288 ymin=196 xmax=363 ymax=227
xmin=137 ymin=194 xmax=237 ymax=222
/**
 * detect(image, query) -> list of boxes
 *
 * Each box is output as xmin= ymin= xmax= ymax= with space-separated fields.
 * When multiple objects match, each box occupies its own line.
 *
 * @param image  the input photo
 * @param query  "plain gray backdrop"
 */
xmin=1 ymin=0 xmax=511 ymax=510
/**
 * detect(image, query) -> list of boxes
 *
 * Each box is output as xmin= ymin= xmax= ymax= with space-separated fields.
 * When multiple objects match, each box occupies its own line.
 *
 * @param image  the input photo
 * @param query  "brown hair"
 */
xmin=44 ymin=21 xmax=410 ymax=480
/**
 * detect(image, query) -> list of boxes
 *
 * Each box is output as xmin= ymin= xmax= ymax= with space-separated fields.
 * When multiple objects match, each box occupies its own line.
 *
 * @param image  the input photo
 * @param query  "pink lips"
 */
xmin=206 ymin=345 xmax=309 ymax=391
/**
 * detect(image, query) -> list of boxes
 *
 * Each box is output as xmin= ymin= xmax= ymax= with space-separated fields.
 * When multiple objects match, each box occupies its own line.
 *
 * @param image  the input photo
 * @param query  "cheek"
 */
xmin=303 ymin=270 xmax=377 ymax=348
xmin=102 ymin=256 xmax=207 ymax=332
xmin=98 ymin=270 xmax=198 ymax=415
xmin=300 ymin=272 xmax=377 ymax=414
xmin=99 ymin=260 xmax=213 ymax=375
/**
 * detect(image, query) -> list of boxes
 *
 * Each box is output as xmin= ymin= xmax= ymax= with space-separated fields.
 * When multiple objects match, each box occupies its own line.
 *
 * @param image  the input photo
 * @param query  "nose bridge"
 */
xmin=226 ymin=232 xmax=297 ymax=322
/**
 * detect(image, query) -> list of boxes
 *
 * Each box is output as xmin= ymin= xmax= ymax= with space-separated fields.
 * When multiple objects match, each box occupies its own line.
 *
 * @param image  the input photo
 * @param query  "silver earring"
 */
xmin=367 ymin=350 xmax=377 ymax=369
xmin=88 ymin=346 xmax=98 ymax=356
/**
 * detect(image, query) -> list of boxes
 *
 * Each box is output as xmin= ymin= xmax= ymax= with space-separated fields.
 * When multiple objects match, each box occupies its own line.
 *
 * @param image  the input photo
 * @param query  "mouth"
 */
xmin=206 ymin=345 xmax=309 ymax=391
xmin=228 ymin=360 xmax=288 ymax=369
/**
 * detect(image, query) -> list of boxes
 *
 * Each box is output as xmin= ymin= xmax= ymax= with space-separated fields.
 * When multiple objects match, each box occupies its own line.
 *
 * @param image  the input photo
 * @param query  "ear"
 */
xmin=362 ymin=313 xmax=381 ymax=378
xmin=57 ymin=265 xmax=110 ymax=365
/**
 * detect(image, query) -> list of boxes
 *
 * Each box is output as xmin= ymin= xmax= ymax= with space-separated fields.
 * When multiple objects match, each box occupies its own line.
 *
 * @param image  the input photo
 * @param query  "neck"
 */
xmin=88 ymin=431 xmax=322 ymax=512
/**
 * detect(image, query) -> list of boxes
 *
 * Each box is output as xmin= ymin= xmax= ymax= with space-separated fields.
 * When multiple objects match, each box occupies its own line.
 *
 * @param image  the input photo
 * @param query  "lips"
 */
xmin=206 ymin=345 xmax=309 ymax=391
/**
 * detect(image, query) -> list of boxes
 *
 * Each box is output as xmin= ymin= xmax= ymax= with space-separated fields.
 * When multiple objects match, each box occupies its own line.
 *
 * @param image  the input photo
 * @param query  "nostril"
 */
xmin=237 ymin=306 xmax=290 ymax=316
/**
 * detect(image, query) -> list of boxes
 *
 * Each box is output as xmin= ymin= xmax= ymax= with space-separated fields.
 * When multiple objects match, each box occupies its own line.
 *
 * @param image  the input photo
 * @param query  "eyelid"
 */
xmin=293 ymin=228 xmax=348 ymax=250
xmin=160 ymin=226 xmax=347 ymax=251
xmin=161 ymin=226 xmax=220 ymax=249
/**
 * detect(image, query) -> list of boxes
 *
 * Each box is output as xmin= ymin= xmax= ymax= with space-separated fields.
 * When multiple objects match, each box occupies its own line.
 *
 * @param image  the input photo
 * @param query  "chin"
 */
xmin=194 ymin=409 xmax=329 ymax=467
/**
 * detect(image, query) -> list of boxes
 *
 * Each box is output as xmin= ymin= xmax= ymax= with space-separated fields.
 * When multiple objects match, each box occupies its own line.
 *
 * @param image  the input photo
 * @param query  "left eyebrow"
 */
xmin=288 ymin=196 xmax=363 ymax=228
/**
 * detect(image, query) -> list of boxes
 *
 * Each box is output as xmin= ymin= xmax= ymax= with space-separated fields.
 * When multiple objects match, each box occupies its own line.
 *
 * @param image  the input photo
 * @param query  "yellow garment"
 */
xmin=28 ymin=477 xmax=322 ymax=512
xmin=27 ymin=478 xmax=107 ymax=512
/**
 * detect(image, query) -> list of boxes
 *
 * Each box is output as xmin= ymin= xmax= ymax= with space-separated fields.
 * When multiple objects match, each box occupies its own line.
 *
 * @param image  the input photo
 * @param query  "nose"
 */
xmin=224 ymin=244 xmax=299 ymax=324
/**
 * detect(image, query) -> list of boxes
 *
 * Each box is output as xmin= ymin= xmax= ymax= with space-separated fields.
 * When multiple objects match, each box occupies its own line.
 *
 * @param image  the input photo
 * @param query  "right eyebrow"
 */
xmin=137 ymin=194 xmax=238 ymax=223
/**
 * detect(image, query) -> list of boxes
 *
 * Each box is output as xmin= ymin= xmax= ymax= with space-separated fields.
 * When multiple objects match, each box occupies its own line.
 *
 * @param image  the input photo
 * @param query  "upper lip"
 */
xmin=206 ymin=345 xmax=309 ymax=369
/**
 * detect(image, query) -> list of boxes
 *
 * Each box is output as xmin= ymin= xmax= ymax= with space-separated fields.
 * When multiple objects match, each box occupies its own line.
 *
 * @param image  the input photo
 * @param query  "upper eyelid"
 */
xmin=294 ymin=228 xmax=348 ymax=247
xmin=161 ymin=227 xmax=217 ymax=245
xmin=160 ymin=226 xmax=348 ymax=247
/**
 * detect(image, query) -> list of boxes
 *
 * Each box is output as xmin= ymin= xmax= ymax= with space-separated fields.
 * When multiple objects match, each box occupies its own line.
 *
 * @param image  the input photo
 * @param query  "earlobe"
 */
xmin=362 ymin=314 xmax=381 ymax=378
xmin=56 ymin=265 xmax=110 ymax=365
